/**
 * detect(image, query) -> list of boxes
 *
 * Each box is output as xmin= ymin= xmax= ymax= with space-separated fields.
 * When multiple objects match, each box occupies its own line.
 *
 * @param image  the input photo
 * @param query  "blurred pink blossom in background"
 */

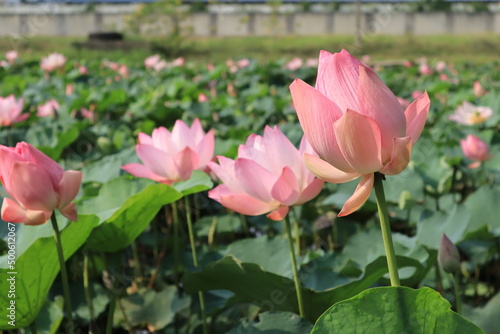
xmin=461 ymin=134 xmax=491 ymax=169
xmin=5 ymin=50 xmax=17 ymax=64
xmin=37 ymin=99 xmax=60 ymax=118
xmin=0 ymin=95 xmax=27 ymax=126
xmin=40 ymin=53 xmax=66 ymax=72
xmin=449 ymin=101 xmax=492 ymax=125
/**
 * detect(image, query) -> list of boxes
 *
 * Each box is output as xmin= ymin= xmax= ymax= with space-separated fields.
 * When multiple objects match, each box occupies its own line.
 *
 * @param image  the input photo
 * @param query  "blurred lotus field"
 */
xmin=0 ymin=45 xmax=499 ymax=333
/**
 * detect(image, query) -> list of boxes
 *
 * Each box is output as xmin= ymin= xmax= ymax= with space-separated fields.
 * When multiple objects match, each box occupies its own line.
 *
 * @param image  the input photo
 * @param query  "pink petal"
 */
xmin=13 ymin=113 xmax=29 ymax=124
xmin=59 ymin=202 xmax=78 ymax=222
xmin=316 ymin=49 xmax=362 ymax=112
xmin=358 ymin=65 xmax=406 ymax=160
xmin=121 ymin=163 xmax=172 ymax=184
xmin=1 ymin=198 xmax=27 ymax=223
xmin=196 ymin=129 xmax=215 ymax=169
xmin=138 ymin=132 xmax=153 ymax=145
xmin=1 ymin=198 xmax=50 ymax=225
xmin=271 ymin=166 xmax=300 ymax=206
xmin=18 ymin=142 xmax=63 ymax=187
xmin=190 ymin=118 xmax=205 ymax=144
xmin=290 ymin=79 xmax=353 ymax=172
xmin=333 ymin=109 xmax=383 ymax=174
xmin=379 ymin=137 xmax=412 ymax=176
xmin=174 ymin=147 xmax=199 ymax=181
xmin=151 ymin=127 xmax=175 ymax=152
xmin=0 ymin=145 xmax=20 ymax=190
xmin=234 ymin=158 xmax=276 ymax=203
xmin=8 ymin=161 xmax=58 ymax=212
xmin=171 ymin=120 xmax=193 ymax=149
xmin=207 ymin=156 xmax=241 ymax=191
xmin=295 ymin=178 xmax=325 ymax=205
xmin=211 ymin=190 xmax=276 ymax=216
xmin=57 ymin=170 xmax=82 ymax=209
xmin=267 ymin=206 xmax=290 ymax=221
xmin=136 ymin=144 xmax=177 ymax=179
xmin=303 ymin=153 xmax=360 ymax=183
xmin=263 ymin=126 xmax=301 ymax=171
xmin=404 ymin=92 xmax=430 ymax=144
xmin=338 ymin=174 xmax=374 ymax=217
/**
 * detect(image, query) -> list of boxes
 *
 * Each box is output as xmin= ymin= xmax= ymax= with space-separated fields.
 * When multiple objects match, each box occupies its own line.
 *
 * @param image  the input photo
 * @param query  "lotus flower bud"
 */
xmin=438 ymin=233 xmax=460 ymax=274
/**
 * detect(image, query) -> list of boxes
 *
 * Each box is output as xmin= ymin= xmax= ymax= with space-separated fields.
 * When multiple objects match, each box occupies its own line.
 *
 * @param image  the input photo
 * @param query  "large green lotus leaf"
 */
xmin=228 ymin=311 xmax=313 ymax=334
xmin=25 ymin=119 xmax=86 ymax=160
xmin=221 ymin=236 xmax=293 ymax=277
xmin=113 ymin=286 xmax=191 ymax=330
xmin=81 ymin=177 xmax=182 ymax=252
xmin=29 ymin=296 xmax=64 ymax=334
xmin=81 ymin=147 xmax=138 ymax=184
xmin=383 ymin=169 xmax=425 ymax=203
xmin=415 ymin=205 xmax=470 ymax=248
xmin=311 ymin=287 xmax=483 ymax=333
xmin=173 ymin=170 xmax=213 ymax=196
xmin=464 ymin=187 xmax=500 ymax=233
xmin=0 ymin=215 xmax=99 ymax=328
xmin=465 ymin=290 xmax=500 ymax=334
xmin=182 ymin=255 xmax=423 ymax=323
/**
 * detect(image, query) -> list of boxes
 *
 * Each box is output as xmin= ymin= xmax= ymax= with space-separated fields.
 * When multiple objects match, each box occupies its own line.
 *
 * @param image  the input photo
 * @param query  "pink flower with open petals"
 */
xmin=0 ymin=142 xmax=82 ymax=225
xmin=5 ymin=50 xmax=17 ymax=64
xmin=40 ymin=53 xmax=66 ymax=72
xmin=208 ymin=126 xmax=324 ymax=221
xmin=461 ymin=135 xmax=491 ymax=169
xmin=122 ymin=119 xmax=214 ymax=185
xmin=449 ymin=101 xmax=492 ymax=125
xmin=144 ymin=55 xmax=161 ymax=68
xmin=37 ymin=99 xmax=60 ymax=118
xmin=290 ymin=49 xmax=430 ymax=216
xmin=0 ymin=95 xmax=27 ymax=126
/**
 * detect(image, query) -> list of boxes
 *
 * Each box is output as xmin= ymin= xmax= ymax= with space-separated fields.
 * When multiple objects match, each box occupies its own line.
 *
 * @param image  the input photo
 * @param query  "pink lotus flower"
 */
xmin=0 ymin=142 xmax=82 ymax=225
xmin=435 ymin=61 xmax=446 ymax=72
xmin=79 ymin=66 xmax=88 ymax=75
xmin=438 ymin=233 xmax=460 ymax=274
xmin=305 ymin=58 xmax=319 ymax=68
xmin=171 ymin=57 xmax=185 ymax=67
xmin=419 ymin=63 xmax=433 ymax=75
xmin=65 ymin=83 xmax=73 ymax=96
xmin=37 ymin=99 xmax=60 ymax=118
xmin=208 ymin=126 xmax=324 ymax=221
xmin=461 ymin=134 xmax=491 ymax=169
xmin=5 ymin=50 xmax=17 ymax=64
xmin=412 ymin=90 xmax=424 ymax=99
xmin=237 ymin=58 xmax=250 ymax=68
xmin=153 ymin=60 xmax=168 ymax=72
xmin=473 ymin=81 xmax=487 ymax=97
xmin=449 ymin=101 xmax=492 ymax=125
xmin=40 ymin=53 xmax=66 ymax=72
xmin=144 ymin=55 xmax=161 ymax=68
xmin=0 ymin=95 xmax=28 ymax=126
xmin=0 ymin=60 xmax=7 ymax=68
xmin=198 ymin=93 xmax=209 ymax=103
xmin=122 ymin=119 xmax=214 ymax=185
xmin=290 ymin=50 xmax=430 ymax=216
xmin=285 ymin=57 xmax=303 ymax=71
xmin=80 ymin=107 xmax=95 ymax=121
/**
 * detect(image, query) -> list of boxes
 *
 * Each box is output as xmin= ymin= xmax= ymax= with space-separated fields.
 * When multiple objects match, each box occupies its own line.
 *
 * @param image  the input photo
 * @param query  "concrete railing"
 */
xmin=0 ymin=5 xmax=499 ymax=37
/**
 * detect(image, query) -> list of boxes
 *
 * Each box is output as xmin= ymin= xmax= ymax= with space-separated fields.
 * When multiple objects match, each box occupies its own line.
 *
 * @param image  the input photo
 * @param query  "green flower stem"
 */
xmin=106 ymin=294 xmax=116 ymax=334
xmin=239 ymin=213 xmax=250 ymax=237
xmin=184 ymin=196 xmax=208 ymax=334
xmin=50 ymin=215 xmax=74 ymax=333
xmin=171 ymin=203 xmax=181 ymax=276
xmin=290 ymin=209 xmax=301 ymax=254
xmin=453 ymin=274 xmax=462 ymax=314
xmin=83 ymin=252 xmax=95 ymax=326
xmin=373 ymin=173 xmax=401 ymax=286
xmin=284 ymin=214 xmax=305 ymax=318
